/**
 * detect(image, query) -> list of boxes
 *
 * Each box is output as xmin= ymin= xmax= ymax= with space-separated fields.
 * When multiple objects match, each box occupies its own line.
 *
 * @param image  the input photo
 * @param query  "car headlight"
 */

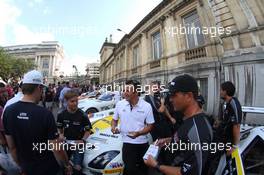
xmin=101 ymin=106 xmax=110 ymax=111
xmin=88 ymin=150 xmax=120 ymax=169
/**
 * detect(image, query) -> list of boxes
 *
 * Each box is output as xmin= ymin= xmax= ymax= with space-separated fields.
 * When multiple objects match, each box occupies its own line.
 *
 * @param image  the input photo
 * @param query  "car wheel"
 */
xmin=86 ymin=108 xmax=98 ymax=114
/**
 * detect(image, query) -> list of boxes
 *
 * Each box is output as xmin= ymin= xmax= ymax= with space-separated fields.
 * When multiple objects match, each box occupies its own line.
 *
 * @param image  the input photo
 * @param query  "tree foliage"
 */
xmin=0 ymin=47 xmax=36 ymax=81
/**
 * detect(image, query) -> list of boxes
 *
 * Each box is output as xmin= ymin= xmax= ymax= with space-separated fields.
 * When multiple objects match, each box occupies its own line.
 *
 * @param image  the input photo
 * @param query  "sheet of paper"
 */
xmin=143 ymin=144 xmax=159 ymax=160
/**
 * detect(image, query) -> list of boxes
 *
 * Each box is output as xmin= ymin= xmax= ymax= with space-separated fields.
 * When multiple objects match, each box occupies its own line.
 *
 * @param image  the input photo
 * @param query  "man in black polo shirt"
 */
xmin=144 ymin=74 xmax=213 ymax=175
xmin=57 ymin=90 xmax=92 ymax=174
xmin=3 ymin=70 xmax=71 ymax=175
xmin=144 ymin=81 xmax=175 ymax=141
xmin=219 ymin=81 xmax=242 ymax=151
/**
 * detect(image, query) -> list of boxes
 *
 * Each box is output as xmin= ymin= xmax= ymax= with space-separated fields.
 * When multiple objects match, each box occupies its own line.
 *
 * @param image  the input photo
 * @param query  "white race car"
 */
xmin=83 ymin=127 xmax=124 ymax=175
xmin=78 ymin=93 xmax=115 ymax=114
xmin=215 ymin=107 xmax=264 ymax=175
xmin=82 ymin=106 xmax=264 ymax=175
xmin=79 ymin=91 xmax=100 ymax=100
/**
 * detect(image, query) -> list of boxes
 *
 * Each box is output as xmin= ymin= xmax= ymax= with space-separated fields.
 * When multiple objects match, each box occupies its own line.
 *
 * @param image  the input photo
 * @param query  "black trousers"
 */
xmin=122 ymin=143 xmax=149 ymax=175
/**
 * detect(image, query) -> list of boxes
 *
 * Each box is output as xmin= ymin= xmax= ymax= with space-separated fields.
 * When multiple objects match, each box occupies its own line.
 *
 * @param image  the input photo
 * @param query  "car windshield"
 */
xmin=88 ymin=91 xmax=97 ymax=96
xmin=98 ymin=93 xmax=113 ymax=101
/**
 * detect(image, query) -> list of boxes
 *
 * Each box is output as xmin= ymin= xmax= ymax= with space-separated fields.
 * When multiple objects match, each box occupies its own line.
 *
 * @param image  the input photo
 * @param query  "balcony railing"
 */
xmin=150 ymin=59 xmax=160 ymax=69
xmin=185 ymin=46 xmax=206 ymax=61
xmin=131 ymin=67 xmax=137 ymax=74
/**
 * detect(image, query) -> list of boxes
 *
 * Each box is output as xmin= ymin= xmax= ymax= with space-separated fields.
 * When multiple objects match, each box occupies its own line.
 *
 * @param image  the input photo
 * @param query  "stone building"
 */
xmin=4 ymin=41 xmax=64 ymax=83
xmin=100 ymin=0 xmax=264 ymax=115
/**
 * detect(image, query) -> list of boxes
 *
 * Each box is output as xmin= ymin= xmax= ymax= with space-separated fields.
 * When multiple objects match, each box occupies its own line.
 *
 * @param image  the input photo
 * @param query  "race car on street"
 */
xmin=78 ymin=93 xmax=115 ymax=114
xmin=82 ymin=106 xmax=264 ymax=175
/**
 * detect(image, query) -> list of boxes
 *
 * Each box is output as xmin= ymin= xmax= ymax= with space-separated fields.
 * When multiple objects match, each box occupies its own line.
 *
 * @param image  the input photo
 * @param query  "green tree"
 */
xmin=0 ymin=47 xmax=36 ymax=81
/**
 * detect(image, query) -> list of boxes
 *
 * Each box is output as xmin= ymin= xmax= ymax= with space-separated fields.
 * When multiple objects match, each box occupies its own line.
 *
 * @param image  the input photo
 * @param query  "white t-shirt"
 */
xmin=1 ymin=92 xmax=24 ymax=130
xmin=3 ymin=92 xmax=23 ymax=111
xmin=113 ymin=98 xmax=155 ymax=144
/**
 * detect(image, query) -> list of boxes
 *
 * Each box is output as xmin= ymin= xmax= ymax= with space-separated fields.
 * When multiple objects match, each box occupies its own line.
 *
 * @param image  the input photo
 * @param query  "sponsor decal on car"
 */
xmin=103 ymin=168 xmax=123 ymax=174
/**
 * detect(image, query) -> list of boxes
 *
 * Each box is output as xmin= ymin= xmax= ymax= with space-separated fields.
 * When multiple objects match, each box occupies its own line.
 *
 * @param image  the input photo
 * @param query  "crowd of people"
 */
xmin=0 ymin=70 xmax=242 ymax=175
xmin=111 ymin=75 xmax=242 ymax=175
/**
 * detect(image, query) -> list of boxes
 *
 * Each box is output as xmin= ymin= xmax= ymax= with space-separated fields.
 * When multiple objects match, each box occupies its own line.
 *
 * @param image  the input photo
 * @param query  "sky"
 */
xmin=0 ymin=0 xmax=162 ymax=75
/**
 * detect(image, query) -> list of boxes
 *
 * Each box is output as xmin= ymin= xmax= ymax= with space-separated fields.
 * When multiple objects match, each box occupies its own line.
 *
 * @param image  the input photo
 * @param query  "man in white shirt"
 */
xmin=111 ymin=80 xmax=154 ymax=175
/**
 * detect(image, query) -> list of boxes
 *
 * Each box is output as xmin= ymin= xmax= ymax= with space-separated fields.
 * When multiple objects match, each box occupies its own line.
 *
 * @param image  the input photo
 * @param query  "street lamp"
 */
xmin=117 ymin=28 xmax=128 ymax=35
xmin=72 ymin=65 xmax=79 ymax=78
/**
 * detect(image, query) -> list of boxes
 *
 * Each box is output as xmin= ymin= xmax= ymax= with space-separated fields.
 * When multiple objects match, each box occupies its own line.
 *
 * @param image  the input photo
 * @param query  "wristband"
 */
xmin=232 ymin=144 xmax=238 ymax=149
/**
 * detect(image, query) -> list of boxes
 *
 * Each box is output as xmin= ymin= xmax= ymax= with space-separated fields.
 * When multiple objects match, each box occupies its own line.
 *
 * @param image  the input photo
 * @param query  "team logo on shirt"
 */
xmin=73 ymin=122 xmax=81 ymax=126
xmin=136 ymin=110 xmax=145 ymax=114
xmin=17 ymin=113 xmax=29 ymax=120
xmin=182 ymin=163 xmax=192 ymax=173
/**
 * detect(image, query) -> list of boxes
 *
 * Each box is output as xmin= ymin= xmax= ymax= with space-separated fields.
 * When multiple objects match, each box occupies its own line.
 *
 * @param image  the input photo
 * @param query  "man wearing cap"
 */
xmin=2 ymin=70 xmax=72 ymax=175
xmin=144 ymin=74 xmax=213 ymax=175
xmin=111 ymin=80 xmax=155 ymax=175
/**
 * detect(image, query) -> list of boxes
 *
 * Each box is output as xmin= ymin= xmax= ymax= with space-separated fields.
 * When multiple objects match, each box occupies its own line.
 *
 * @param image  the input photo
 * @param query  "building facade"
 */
xmin=100 ymin=0 xmax=264 ymax=116
xmin=85 ymin=63 xmax=100 ymax=85
xmin=86 ymin=63 xmax=100 ymax=79
xmin=4 ymin=41 xmax=64 ymax=83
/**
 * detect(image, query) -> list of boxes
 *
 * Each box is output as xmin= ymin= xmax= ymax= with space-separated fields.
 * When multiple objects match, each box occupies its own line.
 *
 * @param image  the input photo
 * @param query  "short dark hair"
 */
xmin=22 ymin=84 xmax=39 ymax=95
xmin=221 ymin=81 xmax=236 ymax=96
xmin=151 ymin=80 xmax=161 ymax=87
xmin=125 ymin=80 xmax=141 ymax=95
xmin=197 ymin=95 xmax=205 ymax=108
xmin=64 ymin=90 xmax=78 ymax=101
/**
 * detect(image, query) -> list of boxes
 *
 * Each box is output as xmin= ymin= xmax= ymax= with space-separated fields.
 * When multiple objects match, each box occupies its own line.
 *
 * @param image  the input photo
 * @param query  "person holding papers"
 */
xmin=111 ymin=80 xmax=154 ymax=175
